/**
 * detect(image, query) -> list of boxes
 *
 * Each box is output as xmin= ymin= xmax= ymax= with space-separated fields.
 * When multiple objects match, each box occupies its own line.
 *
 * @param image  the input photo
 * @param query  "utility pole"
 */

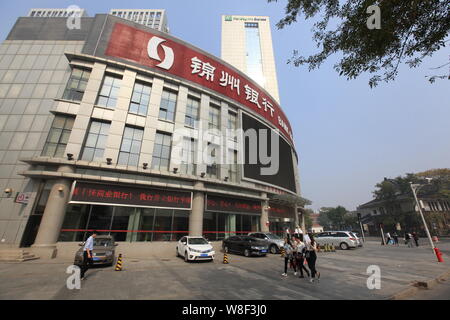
xmin=357 ymin=212 xmax=365 ymax=242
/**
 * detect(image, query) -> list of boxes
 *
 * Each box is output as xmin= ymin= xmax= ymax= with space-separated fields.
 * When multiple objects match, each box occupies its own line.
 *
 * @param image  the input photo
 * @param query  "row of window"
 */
xmin=63 ymin=69 xmax=238 ymax=134
xmin=426 ymin=201 xmax=450 ymax=212
xmin=42 ymin=115 xmax=239 ymax=180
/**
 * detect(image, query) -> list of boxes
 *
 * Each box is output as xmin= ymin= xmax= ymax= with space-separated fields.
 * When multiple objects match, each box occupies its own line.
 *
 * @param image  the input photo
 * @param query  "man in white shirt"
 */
xmin=80 ymin=232 xmax=97 ymax=280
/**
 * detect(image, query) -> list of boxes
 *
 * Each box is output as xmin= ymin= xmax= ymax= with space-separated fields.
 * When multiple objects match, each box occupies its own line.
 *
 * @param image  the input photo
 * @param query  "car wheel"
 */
xmin=340 ymin=242 xmax=349 ymax=250
xmin=224 ymin=246 xmax=229 ymax=254
xmin=184 ymin=251 xmax=189 ymax=262
xmin=269 ymin=244 xmax=278 ymax=254
xmin=244 ymin=249 xmax=250 ymax=257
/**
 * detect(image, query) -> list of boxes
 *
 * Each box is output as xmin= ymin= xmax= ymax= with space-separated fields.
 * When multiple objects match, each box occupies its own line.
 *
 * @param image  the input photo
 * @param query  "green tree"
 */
xmin=268 ymin=0 xmax=450 ymax=87
xmin=304 ymin=208 xmax=314 ymax=230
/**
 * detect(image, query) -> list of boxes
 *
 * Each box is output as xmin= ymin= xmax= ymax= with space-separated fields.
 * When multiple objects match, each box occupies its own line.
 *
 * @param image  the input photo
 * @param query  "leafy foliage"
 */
xmin=268 ymin=0 xmax=450 ymax=87
xmin=318 ymin=206 xmax=358 ymax=230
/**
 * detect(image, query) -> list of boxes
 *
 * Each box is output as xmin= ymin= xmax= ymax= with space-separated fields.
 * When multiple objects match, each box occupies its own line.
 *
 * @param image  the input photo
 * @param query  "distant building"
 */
xmin=109 ymin=9 xmax=169 ymax=33
xmin=28 ymin=8 xmax=89 ymax=17
xmin=310 ymin=213 xmax=324 ymax=233
xmin=221 ymin=15 xmax=280 ymax=103
xmin=358 ymin=195 xmax=450 ymax=236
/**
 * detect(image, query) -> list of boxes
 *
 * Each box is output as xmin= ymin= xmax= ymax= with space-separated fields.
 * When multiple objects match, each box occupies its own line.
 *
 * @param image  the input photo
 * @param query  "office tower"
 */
xmin=109 ymin=9 xmax=169 ymax=33
xmin=221 ymin=15 xmax=280 ymax=103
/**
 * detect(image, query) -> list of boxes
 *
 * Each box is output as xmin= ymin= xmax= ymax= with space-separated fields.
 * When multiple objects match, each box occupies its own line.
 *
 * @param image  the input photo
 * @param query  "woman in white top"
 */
xmin=294 ymin=235 xmax=310 ymax=278
xmin=305 ymin=234 xmax=320 ymax=283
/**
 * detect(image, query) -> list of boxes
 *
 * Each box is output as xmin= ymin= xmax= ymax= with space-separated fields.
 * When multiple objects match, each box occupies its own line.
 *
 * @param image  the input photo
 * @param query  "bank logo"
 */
xmin=147 ymin=36 xmax=174 ymax=70
xmin=225 ymin=16 xmax=232 ymax=21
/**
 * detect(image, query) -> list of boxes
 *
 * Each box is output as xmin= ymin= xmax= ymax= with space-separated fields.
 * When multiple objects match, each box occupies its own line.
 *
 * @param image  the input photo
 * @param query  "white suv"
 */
xmin=176 ymin=236 xmax=215 ymax=262
xmin=315 ymin=231 xmax=359 ymax=250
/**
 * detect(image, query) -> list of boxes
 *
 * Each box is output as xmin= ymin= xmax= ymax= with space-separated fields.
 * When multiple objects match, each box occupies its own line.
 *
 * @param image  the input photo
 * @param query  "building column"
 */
xmin=299 ymin=208 xmax=306 ymax=233
xmin=260 ymin=192 xmax=269 ymax=232
xmin=189 ymin=181 xmax=204 ymax=237
xmin=32 ymin=165 xmax=75 ymax=259
xmin=294 ymin=204 xmax=300 ymax=229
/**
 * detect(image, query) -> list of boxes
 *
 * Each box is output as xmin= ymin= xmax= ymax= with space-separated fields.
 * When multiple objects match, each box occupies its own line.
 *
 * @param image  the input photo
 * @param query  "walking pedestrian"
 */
xmin=392 ymin=232 xmax=399 ymax=246
xmin=404 ymin=232 xmax=414 ymax=248
xmin=281 ymin=238 xmax=296 ymax=277
xmin=386 ymin=232 xmax=392 ymax=245
xmin=294 ymin=225 xmax=303 ymax=239
xmin=412 ymin=232 xmax=419 ymax=247
xmin=294 ymin=235 xmax=310 ymax=279
xmin=305 ymin=234 xmax=320 ymax=283
xmin=80 ymin=232 xmax=97 ymax=280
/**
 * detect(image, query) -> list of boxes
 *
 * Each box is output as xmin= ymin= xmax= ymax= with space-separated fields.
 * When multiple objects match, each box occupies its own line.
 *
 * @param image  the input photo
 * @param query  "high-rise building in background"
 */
xmin=221 ymin=15 xmax=280 ymax=103
xmin=28 ymin=8 xmax=89 ymax=17
xmin=109 ymin=9 xmax=169 ymax=33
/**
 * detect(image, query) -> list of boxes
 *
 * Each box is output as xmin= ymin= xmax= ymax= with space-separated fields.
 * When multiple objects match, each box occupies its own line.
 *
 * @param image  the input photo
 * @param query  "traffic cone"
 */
xmin=223 ymin=253 xmax=229 ymax=264
xmin=115 ymin=253 xmax=123 ymax=271
xmin=325 ymin=244 xmax=329 ymax=252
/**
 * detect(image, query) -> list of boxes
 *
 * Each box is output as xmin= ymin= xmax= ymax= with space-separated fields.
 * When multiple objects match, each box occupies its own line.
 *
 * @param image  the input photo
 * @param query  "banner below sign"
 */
xmin=70 ymin=181 xmax=192 ymax=210
xmin=206 ymin=195 xmax=262 ymax=214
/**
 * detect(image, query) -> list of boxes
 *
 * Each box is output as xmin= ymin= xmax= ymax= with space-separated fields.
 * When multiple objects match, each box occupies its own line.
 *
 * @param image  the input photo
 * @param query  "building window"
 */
xmin=96 ymin=75 xmax=122 ymax=109
xmin=81 ymin=121 xmax=111 ymax=162
xmin=208 ymin=104 xmax=221 ymax=130
xmin=180 ymin=137 xmax=196 ymax=175
xmin=228 ymin=149 xmax=238 ymax=182
xmin=41 ymin=115 xmax=75 ymax=158
xmin=245 ymin=21 xmax=265 ymax=86
xmin=151 ymin=132 xmax=172 ymax=171
xmin=129 ymin=82 xmax=151 ymax=116
xmin=228 ymin=111 xmax=238 ymax=140
xmin=206 ymin=143 xmax=219 ymax=179
xmin=118 ymin=126 xmax=143 ymax=167
xmin=185 ymin=97 xmax=199 ymax=128
xmin=159 ymin=90 xmax=177 ymax=122
xmin=62 ymin=68 xmax=91 ymax=102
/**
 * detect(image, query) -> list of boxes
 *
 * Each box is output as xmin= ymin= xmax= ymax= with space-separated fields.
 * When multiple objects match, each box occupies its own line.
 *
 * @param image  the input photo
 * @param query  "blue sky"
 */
xmin=1 ymin=0 xmax=448 ymax=211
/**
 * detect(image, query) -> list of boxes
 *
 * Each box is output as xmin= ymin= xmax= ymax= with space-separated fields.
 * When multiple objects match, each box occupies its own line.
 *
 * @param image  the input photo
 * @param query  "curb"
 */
xmin=390 ymin=268 xmax=450 ymax=300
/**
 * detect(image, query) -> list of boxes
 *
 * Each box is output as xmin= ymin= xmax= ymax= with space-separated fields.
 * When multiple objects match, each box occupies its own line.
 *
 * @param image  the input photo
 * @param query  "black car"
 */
xmin=222 ymin=235 xmax=269 ymax=257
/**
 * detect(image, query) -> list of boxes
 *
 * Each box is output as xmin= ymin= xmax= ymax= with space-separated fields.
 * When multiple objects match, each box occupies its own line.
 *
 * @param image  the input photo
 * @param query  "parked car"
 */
xmin=247 ymin=232 xmax=284 ymax=254
xmin=315 ymin=231 xmax=359 ymax=250
xmin=176 ymin=236 xmax=215 ymax=262
xmin=349 ymin=231 xmax=363 ymax=247
xmin=222 ymin=235 xmax=269 ymax=257
xmin=74 ymin=235 xmax=117 ymax=266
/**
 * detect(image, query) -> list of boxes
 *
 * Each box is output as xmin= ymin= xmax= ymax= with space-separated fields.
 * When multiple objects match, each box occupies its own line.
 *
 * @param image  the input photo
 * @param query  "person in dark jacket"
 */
xmin=412 ymin=232 xmax=419 ymax=247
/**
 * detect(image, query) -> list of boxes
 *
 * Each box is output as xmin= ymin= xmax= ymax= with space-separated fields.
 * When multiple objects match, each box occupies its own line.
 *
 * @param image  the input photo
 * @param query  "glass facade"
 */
xmin=118 ymin=126 xmax=144 ymax=166
xmin=245 ymin=22 xmax=265 ymax=87
xmin=59 ymin=204 xmax=261 ymax=242
xmin=96 ymin=75 xmax=122 ymax=109
xmin=184 ymin=97 xmax=199 ymax=128
xmin=59 ymin=204 xmax=189 ymax=242
xmin=159 ymin=90 xmax=177 ymax=122
xmin=81 ymin=121 xmax=110 ymax=162
xmin=41 ymin=114 xmax=74 ymax=158
xmin=62 ymin=68 xmax=91 ymax=102
xmin=129 ymin=82 xmax=151 ymax=116
xmin=151 ymin=132 xmax=172 ymax=171
xmin=180 ymin=137 xmax=196 ymax=175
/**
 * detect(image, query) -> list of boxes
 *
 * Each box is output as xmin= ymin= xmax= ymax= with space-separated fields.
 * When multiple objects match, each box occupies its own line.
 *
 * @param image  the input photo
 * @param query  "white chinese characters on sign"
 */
xmin=262 ymin=98 xmax=274 ymax=117
xmin=244 ymin=84 xmax=261 ymax=109
xmin=219 ymin=71 xmax=240 ymax=95
xmin=191 ymin=57 xmax=216 ymax=81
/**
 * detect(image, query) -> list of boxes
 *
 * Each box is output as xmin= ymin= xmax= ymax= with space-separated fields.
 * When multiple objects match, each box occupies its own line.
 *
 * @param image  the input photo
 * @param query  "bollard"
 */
xmin=281 ymin=247 xmax=286 ymax=258
xmin=223 ymin=253 xmax=229 ymax=264
xmin=115 ymin=253 xmax=123 ymax=271
xmin=434 ymin=248 xmax=444 ymax=263
xmin=331 ymin=244 xmax=336 ymax=252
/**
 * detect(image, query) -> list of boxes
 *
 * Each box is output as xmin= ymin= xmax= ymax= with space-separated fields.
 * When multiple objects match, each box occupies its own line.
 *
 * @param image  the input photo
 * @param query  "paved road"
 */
xmin=0 ymin=240 xmax=449 ymax=300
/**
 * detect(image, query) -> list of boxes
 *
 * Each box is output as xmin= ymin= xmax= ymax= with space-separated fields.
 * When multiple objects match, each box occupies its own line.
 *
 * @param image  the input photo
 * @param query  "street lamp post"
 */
xmin=410 ymin=182 xmax=436 ymax=253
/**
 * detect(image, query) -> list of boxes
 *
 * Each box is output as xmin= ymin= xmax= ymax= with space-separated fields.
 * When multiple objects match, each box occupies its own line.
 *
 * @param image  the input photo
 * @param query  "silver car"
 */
xmin=248 ymin=232 xmax=284 ymax=254
xmin=315 ymin=231 xmax=359 ymax=250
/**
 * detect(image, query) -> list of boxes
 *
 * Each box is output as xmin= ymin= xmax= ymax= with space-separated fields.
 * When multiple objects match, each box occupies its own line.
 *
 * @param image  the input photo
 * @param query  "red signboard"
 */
xmin=105 ymin=23 xmax=294 ymax=143
xmin=70 ymin=181 xmax=192 ymax=209
xmin=206 ymin=195 xmax=262 ymax=214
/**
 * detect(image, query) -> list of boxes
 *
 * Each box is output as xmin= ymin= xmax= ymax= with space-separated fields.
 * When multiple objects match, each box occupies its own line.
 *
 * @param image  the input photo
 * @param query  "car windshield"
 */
xmin=265 ymin=233 xmax=281 ymax=240
xmin=188 ymin=238 xmax=208 ymax=245
xmin=94 ymin=239 xmax=112 ymax=247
